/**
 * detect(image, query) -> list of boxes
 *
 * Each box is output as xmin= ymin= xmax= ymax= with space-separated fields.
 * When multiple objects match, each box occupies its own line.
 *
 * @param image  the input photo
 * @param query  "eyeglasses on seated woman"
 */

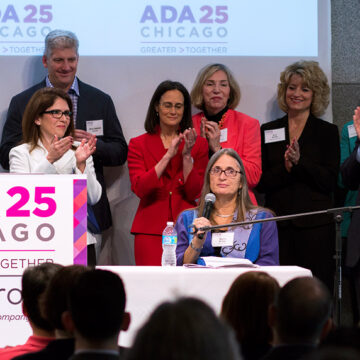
xmin=175 ymin=148 xmax=279 ymax=266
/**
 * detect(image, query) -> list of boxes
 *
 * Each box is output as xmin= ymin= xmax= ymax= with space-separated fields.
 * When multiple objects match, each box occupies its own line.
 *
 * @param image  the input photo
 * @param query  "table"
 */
xmin=98 ymin=265 xmax=312 ymax=347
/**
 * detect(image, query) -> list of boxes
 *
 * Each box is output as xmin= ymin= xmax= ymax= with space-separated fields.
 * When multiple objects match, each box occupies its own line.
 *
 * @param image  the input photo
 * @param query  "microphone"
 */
xmin=198 ymin=193 xmax=216 ymax=239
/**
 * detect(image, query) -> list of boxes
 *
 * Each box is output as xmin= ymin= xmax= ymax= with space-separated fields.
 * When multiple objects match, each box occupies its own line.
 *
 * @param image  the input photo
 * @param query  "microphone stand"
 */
xmin=195 ymin=205 xmax=360 ymax=326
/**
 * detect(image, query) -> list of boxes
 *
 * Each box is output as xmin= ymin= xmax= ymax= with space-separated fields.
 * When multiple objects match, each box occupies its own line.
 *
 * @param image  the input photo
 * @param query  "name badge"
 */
xmin=220 ymin=128 xmax=228 ymax=143
xmin=212 ymin=232 xmax=234 ymax=247
xmin=264 ymin=128 xmax=286 ymax=143
xmin=348 ymin=124 xmax=358 ymax=138
xmin=86 ymin=120 xmax=104 ymax=136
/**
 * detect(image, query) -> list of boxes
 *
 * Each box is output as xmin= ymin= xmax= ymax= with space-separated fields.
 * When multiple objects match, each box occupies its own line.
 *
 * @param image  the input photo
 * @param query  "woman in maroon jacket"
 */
xmin=128 ymin=81 xmax=208 ymax=265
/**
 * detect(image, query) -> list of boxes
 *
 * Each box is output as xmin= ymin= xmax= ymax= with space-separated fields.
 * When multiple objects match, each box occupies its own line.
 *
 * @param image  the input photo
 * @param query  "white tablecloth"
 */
xmin=98 ymin=265 xmax=312 ymax=347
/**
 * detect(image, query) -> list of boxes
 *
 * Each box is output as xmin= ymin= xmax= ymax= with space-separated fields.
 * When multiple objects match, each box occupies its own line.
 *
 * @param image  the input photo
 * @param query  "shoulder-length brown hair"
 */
xmin=22 ymin=87 xmax=74 ymax=152
xmin=221 ymin=271 xmax=280 ymax=345
xmin=191 ymin=63 xmax=241 ymax=111
xmin=144 ymin=80 xmax=193 ymax=134
xmin=197 ymin=148 xmax=258 ymax=223
xmin=277 ymin=60 xmax=330 ymax=117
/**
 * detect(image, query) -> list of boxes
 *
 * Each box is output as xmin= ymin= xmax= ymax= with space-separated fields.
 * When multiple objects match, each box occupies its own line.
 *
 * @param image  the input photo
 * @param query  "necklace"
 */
xmin=218 ymin=110 xmax=228 ymax=129
xmin=214 ymin=212 xmax=235 ymax=218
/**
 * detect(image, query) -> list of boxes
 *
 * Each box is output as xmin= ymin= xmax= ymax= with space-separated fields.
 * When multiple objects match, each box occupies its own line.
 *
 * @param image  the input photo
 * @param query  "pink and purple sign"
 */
xmin=0 ymin=174 xmax=87 ymax=346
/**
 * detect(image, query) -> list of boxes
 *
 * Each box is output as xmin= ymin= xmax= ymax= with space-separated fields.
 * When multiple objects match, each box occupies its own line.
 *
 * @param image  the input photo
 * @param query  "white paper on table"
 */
xmin=183 ymin=256 xmax=259 ymax=268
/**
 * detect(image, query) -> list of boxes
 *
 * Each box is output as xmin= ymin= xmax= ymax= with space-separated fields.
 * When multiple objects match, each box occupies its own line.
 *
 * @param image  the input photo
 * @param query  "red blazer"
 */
xmin=192 ymin=109 xmax=262 ymax=204
xmin=128 ymin=130 xmax=209 ymax=235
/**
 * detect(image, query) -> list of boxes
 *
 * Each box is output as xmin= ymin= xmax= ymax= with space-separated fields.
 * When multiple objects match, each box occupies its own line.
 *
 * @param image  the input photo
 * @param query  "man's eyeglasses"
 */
xmin=42 ymin=110 xmax=72 ymax=119
xmin=159 ymin=102 xmax=184 ymax=111
xmin=209 ymin=166 xmax=241 ymax=178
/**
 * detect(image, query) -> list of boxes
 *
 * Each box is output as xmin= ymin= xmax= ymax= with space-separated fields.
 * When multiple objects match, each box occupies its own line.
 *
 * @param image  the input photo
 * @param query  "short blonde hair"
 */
xmin=191 ymin=63 xmax=241 ymax=110
xmin=277 ymin=60 xmax=330 ymax=117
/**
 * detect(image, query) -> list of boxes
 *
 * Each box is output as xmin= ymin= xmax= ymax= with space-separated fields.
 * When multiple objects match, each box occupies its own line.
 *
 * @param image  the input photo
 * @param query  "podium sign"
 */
xmin=0 ymin=174 xmax=87 ymax=346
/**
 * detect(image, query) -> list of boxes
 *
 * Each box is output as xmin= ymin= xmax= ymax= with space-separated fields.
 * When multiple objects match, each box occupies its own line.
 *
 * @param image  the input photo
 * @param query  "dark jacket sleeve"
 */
xmin=291 ymin=123 xmax=340 ymax=194
xmin=0 ymin=81 xmax=44 ymax=170
xmin=0 ymin=96 xmax=26 ymax=169
xmin=341 ymin=140 xmax=360 ymax=190
xmin=257 ymin=119 xmax=292 ymax=193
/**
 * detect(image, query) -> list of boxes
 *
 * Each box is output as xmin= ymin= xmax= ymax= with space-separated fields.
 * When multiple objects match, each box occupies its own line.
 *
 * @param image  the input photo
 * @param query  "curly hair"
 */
xmin=191 ymin=63 xmax=241 ymax=111
xmin=277 ymin=60 xmax=330 ymax=117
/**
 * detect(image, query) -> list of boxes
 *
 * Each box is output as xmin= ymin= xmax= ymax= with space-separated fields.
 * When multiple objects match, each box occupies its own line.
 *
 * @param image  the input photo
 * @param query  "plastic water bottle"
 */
xmin=161 ymin=221 xmax=177 ymax=266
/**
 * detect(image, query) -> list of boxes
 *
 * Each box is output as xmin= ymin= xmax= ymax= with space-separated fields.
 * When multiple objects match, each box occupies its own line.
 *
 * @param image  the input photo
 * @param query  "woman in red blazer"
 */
xmin=128 ymin=81 xmax=209 ymax=265
xmin=191 ymin=63 xmax=261 ymax=205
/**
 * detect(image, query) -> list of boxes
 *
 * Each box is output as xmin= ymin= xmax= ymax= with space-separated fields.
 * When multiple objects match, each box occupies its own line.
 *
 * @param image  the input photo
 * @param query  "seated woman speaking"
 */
xmin=175 ymin=148 xmax=279 ymax=266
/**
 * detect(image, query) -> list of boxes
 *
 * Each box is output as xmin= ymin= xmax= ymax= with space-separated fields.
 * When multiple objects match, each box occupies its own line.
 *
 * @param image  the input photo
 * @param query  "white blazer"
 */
xmin=9 ymin=141 xmax=102 ymax=205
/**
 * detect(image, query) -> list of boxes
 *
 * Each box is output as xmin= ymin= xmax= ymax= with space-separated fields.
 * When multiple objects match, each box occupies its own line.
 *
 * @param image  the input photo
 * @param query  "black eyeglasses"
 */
xmin=209 ymin=166 xmax=241 ymax=178
xmin=42 ymin=110 xmax=72 ymax=119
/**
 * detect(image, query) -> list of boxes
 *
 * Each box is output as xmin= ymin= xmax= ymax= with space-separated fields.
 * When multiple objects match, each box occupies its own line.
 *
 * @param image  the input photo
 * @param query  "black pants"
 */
xmin=278 ymin=222 xmax=336 ymax=293
xmin=87 ymin=244 xmax=96 ymax=267
xmin=348 ymin=260 xmax=360 ymax=324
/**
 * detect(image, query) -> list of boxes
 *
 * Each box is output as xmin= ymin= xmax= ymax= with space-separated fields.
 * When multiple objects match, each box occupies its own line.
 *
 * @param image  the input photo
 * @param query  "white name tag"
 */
xmin=220 ymin=128 xmax=228 ymax=143
xmin=264 ymin=128 xmax=286 ymax=143
xmin=86 ymin=120 xmax=104 ymax=136
xmin=211 ymin=232 xmax=234 ymax=247
xmin=348 ymin=124 xmax=357 ymax=138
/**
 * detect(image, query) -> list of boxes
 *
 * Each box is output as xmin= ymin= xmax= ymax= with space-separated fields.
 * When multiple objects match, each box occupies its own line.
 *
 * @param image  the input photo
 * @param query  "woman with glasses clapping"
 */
xmin=9 ymin=87 xmax=101 ymax=265
xmin=127 ymin=80 xmax=208 ymax=265
xmin=175 ymin=148 xmax=279 ymax=266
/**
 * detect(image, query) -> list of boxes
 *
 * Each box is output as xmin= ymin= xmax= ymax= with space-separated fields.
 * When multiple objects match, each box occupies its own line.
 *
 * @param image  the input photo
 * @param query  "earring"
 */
xmin=156 ymin=112 xmax=159 ymax=117
xmin=238 ymin=188 xmax=242 ymax=195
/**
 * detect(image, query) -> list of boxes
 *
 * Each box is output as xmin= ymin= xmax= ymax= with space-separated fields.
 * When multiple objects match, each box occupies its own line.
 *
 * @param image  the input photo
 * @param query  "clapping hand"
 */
xmin=182 ymin=128 xmax=197 ymax=156
xmin=166 ymin=134 xmax=184 ymax=159
xmin=46 ymin=135 xmax=73 ymax=164
xmin=353 ymin=106 xmax=360 ymax=139
xmin=284 ymin=138 xmax=300 ymax=172
xmin=75 ymin=135 xmax=97 ymax=172
xmin=202 ymin=117 xmax=221 ymax=152
xmin=200 ymin=117 xmax=207 ymax=138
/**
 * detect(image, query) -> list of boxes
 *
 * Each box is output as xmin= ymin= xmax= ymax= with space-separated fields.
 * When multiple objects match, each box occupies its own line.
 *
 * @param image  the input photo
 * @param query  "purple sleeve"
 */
xmin=175 ymin=212 xmax=190 ymax=266
xmin=255 ymin=213 xmax=279 ymax=266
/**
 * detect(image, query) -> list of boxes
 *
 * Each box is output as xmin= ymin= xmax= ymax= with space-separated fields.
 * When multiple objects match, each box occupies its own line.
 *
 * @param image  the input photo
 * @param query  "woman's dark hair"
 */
xmin=221 ymin=271 xmax=280 ymax=346
xmin=22 ymin=87 xmax=74 ymax=152
xmin=127 ymin=297 xmax=240 ymax=360
xmin=144 ymin=80 xmax=193 ymax=134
